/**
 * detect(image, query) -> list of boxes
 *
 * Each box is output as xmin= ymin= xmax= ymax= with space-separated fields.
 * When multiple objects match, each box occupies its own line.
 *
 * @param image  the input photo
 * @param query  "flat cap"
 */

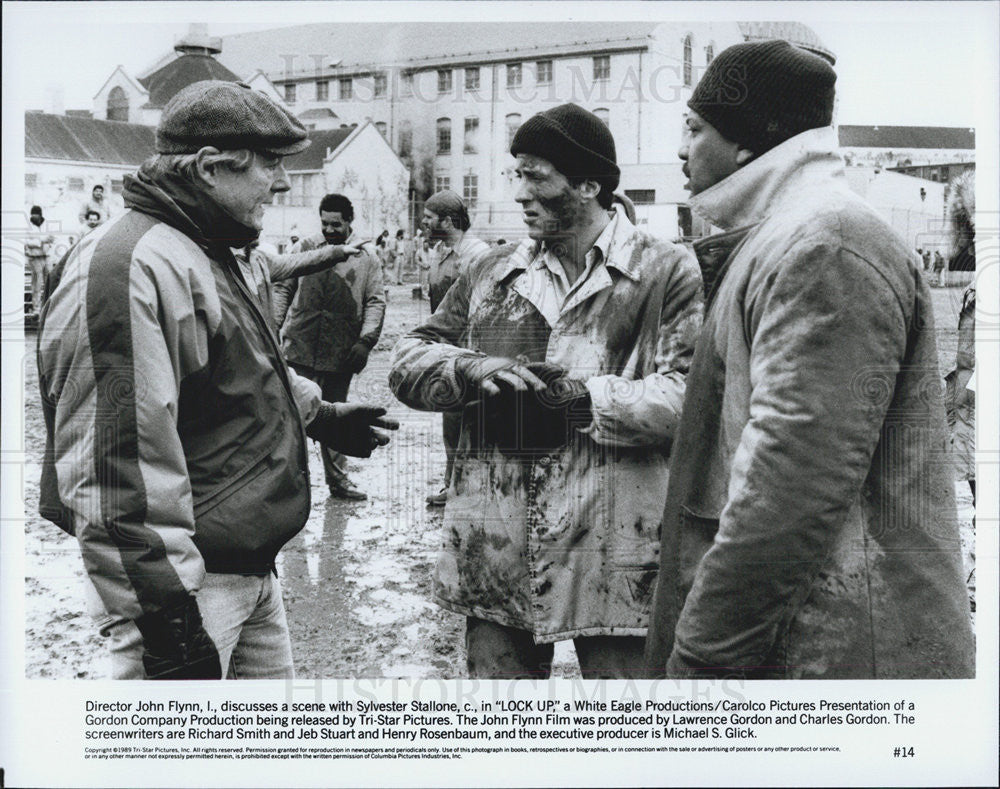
xmin=156 ymin=80 xmax=311 ymax=155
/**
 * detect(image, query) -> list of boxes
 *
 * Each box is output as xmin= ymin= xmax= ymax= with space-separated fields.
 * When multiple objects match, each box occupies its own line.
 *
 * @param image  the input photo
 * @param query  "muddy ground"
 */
xmin=20 ymin=282 xmax=975 ymax=679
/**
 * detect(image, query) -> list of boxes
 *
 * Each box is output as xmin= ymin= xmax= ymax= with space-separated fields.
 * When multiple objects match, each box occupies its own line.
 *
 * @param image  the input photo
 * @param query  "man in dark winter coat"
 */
xmin=38 ymin=81 xmax=396 ymax=680
xmin=644 ymin=41 xmax=974 ymax=679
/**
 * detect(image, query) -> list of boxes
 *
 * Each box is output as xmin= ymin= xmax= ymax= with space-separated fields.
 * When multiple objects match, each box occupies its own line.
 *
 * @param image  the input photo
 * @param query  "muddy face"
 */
xmin=513 ymin=154 xmax=584 ymax=243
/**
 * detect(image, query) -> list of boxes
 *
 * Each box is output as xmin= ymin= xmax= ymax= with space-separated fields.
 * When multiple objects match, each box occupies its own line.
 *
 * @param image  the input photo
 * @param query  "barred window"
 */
xmin=593 ymin=56 xmax=610 ymax=81
xmin=463 ymin=173 xmax=478 ymax=208
xmin=465 ymin=67 xmax=480 ymax=91
xmin=507 ymin=63 xmax=522 ymax=89
xmin=374 ymin=73 xmax=387 ymax=98
xmin=536 ymin=60 xmax=553 ymax=85
xmin=464 ymin=117 xmax=479 ymax=154
xmin=505 ymin=113 xmax=521 ymax=147
xmin=25 ymin=173 xmax=38 ymax=188
xmin=435 ymin=174 xmax=450 ymax=192
xmin=316 ymin=80 xmax=329 ymax=101
xmin=284 ymin=83 xmax=296 ymax=103
xmin=68 ymin=177 xmax=85 ymax=192
xmin=437 ymin=69 xmax=453 ymax=94
xmin=436 ymin=117 xmax=452 ymax=155
xmin=339 ymin=78 xmax=353 ymax=100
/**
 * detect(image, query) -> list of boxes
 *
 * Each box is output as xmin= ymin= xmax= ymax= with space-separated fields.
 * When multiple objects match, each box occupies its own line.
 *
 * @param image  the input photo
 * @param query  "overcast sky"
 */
xmin=3 ymin=1 xmax=995 ymax=128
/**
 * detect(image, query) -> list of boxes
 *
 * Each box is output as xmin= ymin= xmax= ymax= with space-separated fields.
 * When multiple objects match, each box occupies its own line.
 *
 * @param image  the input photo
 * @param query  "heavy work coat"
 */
xmin=275 ymin=233 xmax=385 ymax=371
xmin=644 ymin=128 xmax=975 ymax=679
xmin=390 ymin=211 xmax=703 ymax=641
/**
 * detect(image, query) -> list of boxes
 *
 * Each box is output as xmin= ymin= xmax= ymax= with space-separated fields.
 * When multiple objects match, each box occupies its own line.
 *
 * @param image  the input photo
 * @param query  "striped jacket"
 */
xmin=38 ymin=201 xmax=316 ymax=625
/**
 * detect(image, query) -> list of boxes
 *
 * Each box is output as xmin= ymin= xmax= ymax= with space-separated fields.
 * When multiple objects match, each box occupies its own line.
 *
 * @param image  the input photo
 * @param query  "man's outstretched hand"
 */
xmin=306 ymin=402 xmax=399 ymax=458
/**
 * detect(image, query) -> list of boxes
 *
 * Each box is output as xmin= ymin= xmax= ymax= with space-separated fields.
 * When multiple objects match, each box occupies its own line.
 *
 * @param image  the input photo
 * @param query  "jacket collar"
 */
xmin=689 ymin=126 xmax=845 ymax=231
xmin=497 ymin=207 xmax=642 ymax=283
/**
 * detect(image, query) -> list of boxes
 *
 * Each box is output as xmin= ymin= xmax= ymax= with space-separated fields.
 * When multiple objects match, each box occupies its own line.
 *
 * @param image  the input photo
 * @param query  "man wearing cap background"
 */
xmin=644 ymin=41 xmax=974 ymax=679
xmin=275 ymin=193 xmax=387 ymax=502
xmin=390 ymin=103 xmax=702 ymax=678
xmin=38 ymin=80 xmax=396 ymax=680
xmin=419 ymin=189 xmax=491 ymax=506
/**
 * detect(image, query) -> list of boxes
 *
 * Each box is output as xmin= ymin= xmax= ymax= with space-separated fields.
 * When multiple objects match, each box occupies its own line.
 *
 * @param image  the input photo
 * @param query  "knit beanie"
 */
xmin=510 ymin=103 xmax=620 ymax=191
xmin=688 ymin=40 xmax=836 ymax=155
xmin=425 ymin=189 xmax=471 ymax=231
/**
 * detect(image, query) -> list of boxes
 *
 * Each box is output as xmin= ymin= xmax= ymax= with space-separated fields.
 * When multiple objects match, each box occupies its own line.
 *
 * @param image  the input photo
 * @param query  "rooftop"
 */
xmin=138 ymin=52 xmax=242 ymax=109
xmin=839 ymin=125 xmax=975 ymax=150
xmin=25 ymin=112 xmax=156 ymax=165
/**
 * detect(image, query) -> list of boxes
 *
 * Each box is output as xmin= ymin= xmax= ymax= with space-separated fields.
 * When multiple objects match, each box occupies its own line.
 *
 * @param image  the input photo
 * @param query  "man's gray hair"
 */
xmin=145 ymin=148 xmax=256 ymax=185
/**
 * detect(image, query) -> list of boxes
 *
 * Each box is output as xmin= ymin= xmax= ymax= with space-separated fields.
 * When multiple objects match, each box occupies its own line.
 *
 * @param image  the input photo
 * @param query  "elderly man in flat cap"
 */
xmin=419 ymin=189 xmax=491 ymax=506
xmin=38 ymin=80 xmax=396 ymax=680
xmin=390 ymin=103 xmax=702 ymax=678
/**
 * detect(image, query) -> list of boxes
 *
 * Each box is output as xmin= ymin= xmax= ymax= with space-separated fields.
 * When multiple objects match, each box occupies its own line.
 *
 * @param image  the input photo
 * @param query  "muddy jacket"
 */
xmin=428 ymin=235 xmax=491 ymax=312
xmin=276 ymin=233 xmax=385 ymax=371
xmin=390 ymin=211 xmax=703 ymax=641
xmin=37 ymin=169 xmax=316 ymax=626
xmin=644 ymin=128 xmax=974 ymax=679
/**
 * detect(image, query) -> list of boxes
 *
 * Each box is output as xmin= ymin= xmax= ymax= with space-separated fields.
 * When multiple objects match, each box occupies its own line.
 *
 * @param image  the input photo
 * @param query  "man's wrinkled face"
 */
xmin=211 ymin=152 xmax=289 ymax=231
xmin=320 ymin=210 xmax=351 ymax=245
xmin=513 ymin=154 xmax=584 ymax=241
xmin=421 ymin=209 xmax=447 ymax=241
xmin=679 ymin=111 xmax=744 ymax=196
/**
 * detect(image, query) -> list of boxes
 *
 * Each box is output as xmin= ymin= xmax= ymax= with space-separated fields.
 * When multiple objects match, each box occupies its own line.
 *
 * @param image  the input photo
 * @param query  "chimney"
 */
xmin=175 ymin=22 xmax=223 ymax=56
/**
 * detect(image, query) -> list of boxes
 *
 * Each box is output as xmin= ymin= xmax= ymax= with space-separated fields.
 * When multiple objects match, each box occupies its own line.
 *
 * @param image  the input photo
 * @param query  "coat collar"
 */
xmin=689 ymin=126 xmax=845 ymax=231
xmin=496 ymin=208 xmax=643 ymax=284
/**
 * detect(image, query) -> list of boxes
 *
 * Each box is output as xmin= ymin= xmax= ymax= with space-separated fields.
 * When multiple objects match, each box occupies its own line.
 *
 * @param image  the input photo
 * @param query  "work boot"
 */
xmin=329 ymin=479 xmax=367 ymax=501
xmin=426 ymin=487 xmax=448 ymax=507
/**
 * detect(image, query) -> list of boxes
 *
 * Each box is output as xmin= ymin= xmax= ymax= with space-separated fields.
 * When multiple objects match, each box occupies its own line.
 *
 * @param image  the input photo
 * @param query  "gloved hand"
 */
xmin=134 ymin=597 xmax=222 ymax=680
xmin=453 ymin=355 xmax=548 ymax=402
xmin=306 ymin=402 xmax=399 ymax=457
xmin=472 ymin=362 xmax=592 ymax=455
xmin=345 ymin=342 xmax=371 ymax=373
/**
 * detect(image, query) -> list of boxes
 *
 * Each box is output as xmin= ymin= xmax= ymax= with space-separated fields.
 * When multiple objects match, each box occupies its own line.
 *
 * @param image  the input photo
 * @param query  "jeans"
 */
xmin=465 ymin=617 xmax=646 ymax=679
xmin=87 ymin=572 xmax=294 ymax=679
xmin=289 ymin=363 xmax=353 ymax=488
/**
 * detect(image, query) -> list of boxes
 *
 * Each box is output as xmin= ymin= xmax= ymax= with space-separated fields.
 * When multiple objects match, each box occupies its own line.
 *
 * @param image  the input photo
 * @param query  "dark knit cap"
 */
xmin=157 ymin=80 xmax=310 ymax=155
xmin=688 ymin=40 xmax=836 ymax=155
xmin=510 ymin=103 xmax=619 ymax=191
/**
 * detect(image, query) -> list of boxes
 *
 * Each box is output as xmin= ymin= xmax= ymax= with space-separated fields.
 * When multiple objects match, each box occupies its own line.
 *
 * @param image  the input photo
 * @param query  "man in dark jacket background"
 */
xmin=275 ymin=194 xmax=387 ymax=501
xmin=38 ymin=81 xmax=395 ymax=680
xmin=644 ymin=41 xmax=974 ymax=679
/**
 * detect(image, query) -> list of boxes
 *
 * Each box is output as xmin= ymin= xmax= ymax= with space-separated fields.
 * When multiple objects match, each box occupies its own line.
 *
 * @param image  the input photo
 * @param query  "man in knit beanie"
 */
xmin=391 ymin=103 xmax=703 ymax=678
xmin=645 ymin=42 xmax=974 ymax=679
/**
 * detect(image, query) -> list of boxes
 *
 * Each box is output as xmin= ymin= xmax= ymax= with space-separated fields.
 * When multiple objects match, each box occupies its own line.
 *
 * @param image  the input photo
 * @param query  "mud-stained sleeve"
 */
xmin=260 ymin=245 xmax=346 ymax=282
xmin=358 ymin=251 xmax=386 ymax=349
xmin=667 ymin=241 xmax=909 ymax=677
xmin=584 ymin=244 xmax=703 ymax=447
xmin=388 ymin=266 xmax=483 ymax=412
xmin=287 ymin=365 xmax=321 ymax=424
xmin=70 ymin=233 xmax=209 ymax=624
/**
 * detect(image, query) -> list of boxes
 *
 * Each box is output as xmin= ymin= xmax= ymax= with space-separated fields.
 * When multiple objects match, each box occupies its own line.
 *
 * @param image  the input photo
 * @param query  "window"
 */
xmin=25 ymin=173 xmax=37 ymax=188
xmin=624 ymin=189 xmax=655 ymax=205
xmin=316 ymin=80 xmax=329 ymax=101
xmin=284 ymin=83 xmax=297 ymax=103
xmin=465 ymin=67 xmax=480 ymax=91
xmin=68 ymin=177 xmax=85 ymax=193
xmin=339 ymin=78 xmax=353 ymax=100
xmin=463 ymin=173 xmax=478 ymax=208
xmin=111 ymin=178 xmax=124 ymax=195
xmin=593 ymin=55 xmax=610 ymax=81
xmin=536 ymin=60 xmax=553 ymax=85
xmin=593 ymin=108 xmax=610 ymax=126
xmin=398 ymin=120 xmax=413 ymax=157
xmin=436 ymin=117 xmax=452 ymax=155
xmin=505 ymin=113 xmax=521 ymax=147
xmin=677 ymin=205 xmax=693 ymax=238
xmin=107 ymin=86 xmax=129 ymax=122
xmin=683 ymin=34 xmax=693 ymax=86
xmin=435 ymin=174 xmax=451 ymax=193
xmin=376 ymin=121 xmax=387 ymax=138
xmin=464 ymin=117 xmax=479 ymax=154
xmin=373 ymin=73 xmax=387 ymax=98
xmin=705 ymin=44 xmax=714 ymax=65
xmin=507 ymin=62 xmax=522 ymax=89
xmin=437 ymin=69 xmax=453 ymax=94
xmin=401 ymin=72 xmax=414 ymax=97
